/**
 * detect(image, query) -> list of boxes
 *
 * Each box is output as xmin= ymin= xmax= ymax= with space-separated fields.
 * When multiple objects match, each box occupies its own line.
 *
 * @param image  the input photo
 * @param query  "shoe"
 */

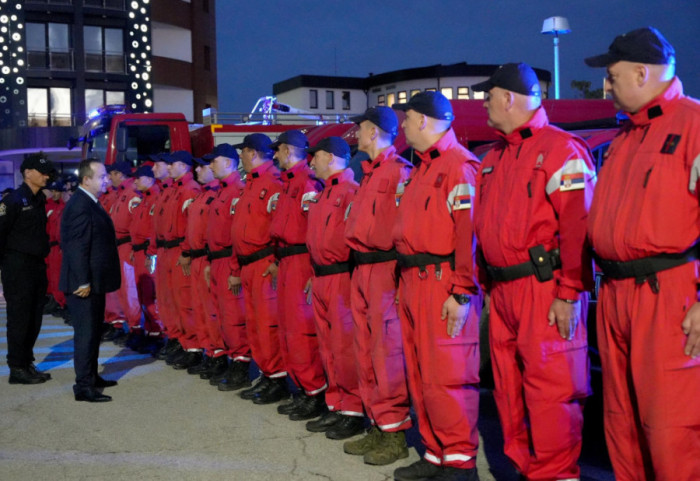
xmin=155 ymin=338 xmax=177 ymax=359
xmin=172 ymin=351 xmax=202 ymax=370
xmin=101 ymin=324 xmax=117 ymax=342
xmin=325 ymin=415 xmax=365 ymax=440
xmin=165 ymin=345 xmax=186 ymax=365
xmin=95 ymin=376 xmax=118 ymax=388
xmin=363 ymin=430 xmax=409 ymax=465
xmin=217 ymin=361 xmax=251 ymax=391
xmin=8 ymin=367 xmax=47 ymax=385
xmin=210 ymin=360 xmax=235 ymax=385
xmin=289 ymin=394 xmax=327 ymax=421
xmin=306 ymin=411 xmax=342 ymax=433
xmin=111 ymin=328 xmax=128 ymax=346
xmin=43 ymin=295 xmax=59 ymax=315
xmin=125 ymin=331 xmax=146 ymax=351
xmin=187 ymin=356 xmax=212 ymax=375
xmin=394 ymin=459 xmax=444 ymax=481
xmin=75 ymin=388 xmax=112 ymax=403
xmin=432 ymin=467 xmax=479 ymax=481
xmin=138 ymin=337 xmax=163 ymax=355
xmin=278 ymin=394 xmax=308 ymax=415
xmin=240 ymin=377 xmax=271 ymax=400
xmin=344 ymin=426 xmax=383 ymax=455
xmin=252 ymin=377 xmax=288 ymax=405
xmin=27 ymin=364 xmax=52 ymax=381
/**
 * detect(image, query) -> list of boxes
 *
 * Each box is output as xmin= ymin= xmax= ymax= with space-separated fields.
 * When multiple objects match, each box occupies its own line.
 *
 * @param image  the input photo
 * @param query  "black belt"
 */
xmin=485 ymin=246 xmax=561 ymax=283
xmin=313 ymin=261 xmax=352 ymax=277
xmin=132 ymin=240 xmax=149 ymax=252
xmin=594 ymin=242 xmax=700 ymax=293
xmin=155 ymin=239 xmax=166 ymax=248
xmin=397 ymin=252 xmax=455 ymax=270
xmin=209 ymin=246 xmax=232 ymax=261
xmin=49 ymin=241 xmax=59 ymax=248
xmin=116 ymin=235 xmax=132 ymax=246
xmin=162 ymin=237 xmax=185 ymax=249
xmin=237 ymin=246 xmax=275 ymax=267
xmin=276 ymin=244 xmax=308 ymax=259
xmin=353 ymin=249 xmax=397 ymax=265
xmin=189 ymin=247 xmax=209 ymax=259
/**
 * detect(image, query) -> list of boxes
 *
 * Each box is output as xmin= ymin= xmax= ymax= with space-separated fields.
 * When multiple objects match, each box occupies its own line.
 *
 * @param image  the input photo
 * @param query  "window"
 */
xmin=326 ymin=90 xmax=334 ymax=110
xmin=386 ymin=93 xmax=395 ymax=107
xmin=204 ymin=46 xmax=211 ymax=71
xmin=342 ymin=91 xmax=351 ymax=110
xmin=425 ymin=88 xmax=437 ymax=92
xmin=473 ymin=91 xmax=485 ymax=100
xmin=85 ymin=89 xmax=125 ymax=116
xmin=457 ymin=87 xmax=469 ymax=100
xmin=84 ymin=26 xmax=124 ymax=73
xmin=84 ymin=0 xmax=126 ymax=9
xmin=309 ymin=90 xmax=318 ymax=109
xmin=441 ymin=87 xmax=453 ymax=99
xmin=410 ymin=89 xmax=421 ymax=98
xmin=26 ymin=23 xmax=72 ymax=70
xmin=28 ymin=87 xmax=72 ymax=127
xmin=397 ymin=91 xmax=407 ymax=104
xmin=377 ymin=94 xmax=385 ymax=106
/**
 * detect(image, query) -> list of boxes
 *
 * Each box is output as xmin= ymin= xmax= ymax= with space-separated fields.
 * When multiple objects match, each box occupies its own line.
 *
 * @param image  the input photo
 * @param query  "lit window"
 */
xmin=425 ymin=88 xmax=437 ymax=92
xmin=473 ymin=91 xmax=485 ymax=100
xmin=309 ymin=90 xmax=318 ymax=109
xmin=326 ymin=90 xmax=334 ymax=110
xmin=86 ymin=89 xmax=125 ymax=116
xmin=342 ymin=91 xmax=351 ymax=110
xmin=26 ymin=22 xmax=72 ymax=70
xmin=377 ymin=94 xmax=385 ymax=106
xmin=410 ymin=89 xmax=421 ymax=98
xmin=398 ymin=91 xmax=407 ymax=103
xmin=387 ymin=93 xmax=395 ymax=107
xmin=84 ymin=26 xmax=125 ymax=73
xmin=457 ymin=87 xmax=469 ymax=99
xmin=440 ymin=87 xmax=453 ymax=99
xmin=28 ymin=87 xmax=72 ymax=127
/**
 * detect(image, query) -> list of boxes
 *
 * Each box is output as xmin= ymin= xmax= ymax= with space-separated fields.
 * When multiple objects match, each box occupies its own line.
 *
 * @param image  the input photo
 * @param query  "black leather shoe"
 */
xmin=432 ymin=466 xmax=479 ymax=481
xmin=101 ymin=324 xmax=117 ymax=342
xmin=393 ymin=458 xmax=443 ymax=481
xmin=306 ymin=410 xmax=342 ymax=433
xmin=187 ymin=356 xmax=211 ymax=375
xmin=289 ymin=394 xmax=327 ymax=421
xmin=28 ymin=364 xmax=52 ymax=381
xmin=75 ymin=388 xmax=112 ymax=403
xmin=8 ymin=367 xmax=47 ymax=385
xmin=252 ymin=378 xmax=289 ymax=405
xmin=165 ymin=346 xmax=186 ymax=365
xmin=209 ymin=360 xmax=234 ymax=385
xmin=95 ymin=377 xmax=118 ymax=388
xmin=199 ymin=356 xmax=227 ymax=379
xmin=240 ymin=376 xmax=271 ymax=400
xmin=172 ymin=351 xmax=202 ymax=370
xmin=218 ymin=361 xmax=251 ymax=391
xmin=325 ymin=414 xmax=366 ymax=440
xmin=277 ymin=394 xmax=307 ymax=415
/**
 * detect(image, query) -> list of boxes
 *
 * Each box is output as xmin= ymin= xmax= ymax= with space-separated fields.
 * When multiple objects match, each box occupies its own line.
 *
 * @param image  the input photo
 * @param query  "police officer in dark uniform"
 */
xmin=0 ymin=153 xmax=55 ymax=384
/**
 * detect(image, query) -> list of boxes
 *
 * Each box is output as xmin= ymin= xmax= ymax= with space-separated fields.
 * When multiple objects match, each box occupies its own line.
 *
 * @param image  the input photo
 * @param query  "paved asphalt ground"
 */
xmin=0 ymin=295 xmax=616 ymax=481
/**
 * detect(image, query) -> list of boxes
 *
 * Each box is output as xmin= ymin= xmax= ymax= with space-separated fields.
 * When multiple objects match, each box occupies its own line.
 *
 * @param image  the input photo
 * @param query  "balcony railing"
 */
xmin=85 ymin=51 xmax=126 ymax=74
xmin=84 ymin=0 xmax=126 ymax=10
xmin=26 ymin=0 xmax=74 ymax=5
xmin=27 ymin=49 xmax=74 ymax=71
xmin=27 ymin=113 xmax=76 ymax=128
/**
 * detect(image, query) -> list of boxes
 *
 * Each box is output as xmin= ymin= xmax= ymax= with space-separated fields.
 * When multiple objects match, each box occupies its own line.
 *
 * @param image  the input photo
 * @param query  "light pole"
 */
xmin=541 ymin=16 xmax=571 ymax=99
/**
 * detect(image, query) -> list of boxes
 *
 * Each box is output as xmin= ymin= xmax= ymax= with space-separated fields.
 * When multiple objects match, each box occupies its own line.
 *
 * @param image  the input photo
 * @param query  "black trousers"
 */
xmin=67 ymin=292 xmax=106 ymax=392
xmin=1 ymin=252 xmax=47 ymax=369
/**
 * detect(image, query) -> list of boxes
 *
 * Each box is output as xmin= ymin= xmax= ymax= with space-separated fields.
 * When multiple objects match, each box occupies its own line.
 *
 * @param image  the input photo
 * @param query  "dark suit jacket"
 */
xmin=59 ymin=188 xmax=121 ymax=294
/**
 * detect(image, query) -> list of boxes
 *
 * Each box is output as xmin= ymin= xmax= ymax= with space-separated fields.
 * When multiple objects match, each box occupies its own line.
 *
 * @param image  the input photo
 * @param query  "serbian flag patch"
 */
xmin=560 ymin=172 xmax=585 ymax=191
xmin=453 ymin=195 xmax=472 ymax=210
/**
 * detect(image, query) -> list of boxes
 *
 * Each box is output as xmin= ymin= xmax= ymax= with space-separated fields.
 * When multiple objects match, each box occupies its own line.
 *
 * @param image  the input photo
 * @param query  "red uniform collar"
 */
xmin=326 ymin=168 xmax=354 ymax=186
xmin=249 ymin=161 xmax=279 ymax=179
xmin=415 ymin=128 xmax=459 ymax=165
xmin=498 ymin=107 xmax=549 ymax=146
xmin=174 ymin=171 xmax=194 ymax=185
xmin=626 ymin=77 xmax=683 ymax=126
xmin=203 ymin=180 xmax=219 ymax=191
xmin=222 ymin=171 xmax=242 ymax=188
xmin=281 ymin=160 xmax=311 ymax=182
xmin=362 ymin=145 xmax=397 ymax=174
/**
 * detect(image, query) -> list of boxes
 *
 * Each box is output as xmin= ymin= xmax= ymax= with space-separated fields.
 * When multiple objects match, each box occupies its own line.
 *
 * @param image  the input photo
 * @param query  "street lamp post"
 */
xmin=541 ymin=16 xmax=571 ymax=100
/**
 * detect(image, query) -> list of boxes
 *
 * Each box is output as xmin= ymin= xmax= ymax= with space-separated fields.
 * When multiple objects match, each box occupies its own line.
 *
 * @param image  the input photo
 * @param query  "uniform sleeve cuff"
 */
xmin=555 ymin=285 xmax=580 ymax=301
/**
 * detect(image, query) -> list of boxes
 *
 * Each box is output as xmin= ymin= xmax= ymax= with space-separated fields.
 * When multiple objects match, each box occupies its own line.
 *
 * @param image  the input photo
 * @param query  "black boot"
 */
xmin=165 ymin=345 xmax=186 ymax=365
xmin=172 ymin=351 xmax=203 ymax=370
xmin=325 ymin=414 xmax=366 ymax=440
xmin=200 ymin=356 xmax=228 ymax=380
xmin=209 ymin=359 xmax=234 ymax=385
xmin=240 ymin=376 xmax=272 ymax=400
xmin=187 ymin=355 xmax=211 ymax=375
xmin=252 ymin=377 xmax=289 ymax=405
xmin=218 ymin=361 xmax=251 ymax=391
xmin=306 ymin=411 xmax=342 ymax=433
xmin=393 ymin=458 xmax=443 ymax=481
xmin=277 ymin=393 xmax=308 ymax=415
xmin=289 ymin=393 xmax=327 ymax=421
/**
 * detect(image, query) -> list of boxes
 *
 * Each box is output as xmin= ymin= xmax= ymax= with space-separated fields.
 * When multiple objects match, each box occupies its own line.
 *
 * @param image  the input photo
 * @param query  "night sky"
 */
xmin=215 ymin=0 xmax=699 ymax=113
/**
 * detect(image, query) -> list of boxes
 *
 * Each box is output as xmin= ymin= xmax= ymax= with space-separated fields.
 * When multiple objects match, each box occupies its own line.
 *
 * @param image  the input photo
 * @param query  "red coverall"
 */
xmin=344 ymin=145 xmax=412 ymax=432
xmin=110 ymin=178 xmax=144 ymax=332
xmin=207 ymin=171 xmax=248 ymax=361
xmin=587 ymin=78 xmax=700 ymax=481
xmin=45 ymin=198 xmax=65 ymax=308
xmin=394 ymin=128 xmax=481 ymax=469
xmin=100 ymin=186 xmax=125 ymax=324
xmin=306 ymin=168 xmax=362 ymax=415
xmin=229 ymin=162 xmax=284 ymax=377
xmin=152 ymin=179 xmax=178 ymax=340
xmin=475 ymin=108 xmax=594 ymax=480
xmin=185 ymin=180 xmax=219 ymax=355
xmin=269 ymin=161 xmax=326 ymax=395
xmin=129 ymin=183 xmax=162 ymax=336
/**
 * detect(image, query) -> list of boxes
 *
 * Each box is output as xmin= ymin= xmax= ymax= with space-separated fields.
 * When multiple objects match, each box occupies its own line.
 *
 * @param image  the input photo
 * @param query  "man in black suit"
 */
xmin=60 ymin=159 xmax=121 ymax=402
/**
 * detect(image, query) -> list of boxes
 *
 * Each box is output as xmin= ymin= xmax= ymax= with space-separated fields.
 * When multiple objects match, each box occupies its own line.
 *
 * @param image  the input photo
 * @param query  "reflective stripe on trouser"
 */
xmin=104 ymin=291 xmax=124 ymax=324
xmin=164 ymin=248 xmax=196 ymax=349
xmin=597 ymin=262 xmax=700 ymax=481
xmin=312 ymin=271 xmax=363 ymax=414
xmin=350 ymin=262 xmax=411 ymax=431
xmin=117 ymin=243 xmax=144 ymax=329
xmin=154 ymin=246 xmax=180 ymax=339
xmin=490 ymin=276 xmax=589 ymax=481
xmin=211 ymin=258 xmax=249 ymax=360
xmin=241 ymin=255 xmax=285 ymax=377
xmin=190 ymin=256 xmax=217 ymax=353
xmin=278 ymin=253 xmax=326 ymax=394
xmin=132 ymin=249 xmax=162 ymax=335
xmin=399 ymin=263 xmax=480 ymax=469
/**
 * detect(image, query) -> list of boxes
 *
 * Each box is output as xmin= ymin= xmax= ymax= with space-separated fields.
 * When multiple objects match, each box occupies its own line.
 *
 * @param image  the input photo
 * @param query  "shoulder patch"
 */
xmin=301 ymin=191 xmax=317 ymax=212
xmin=47 ymin=209 xmax=54 ymax=218
xmin=0 ymin=203 xmax=6 ymax=216
xmin=268 ymin=192 xmax=280 ymax=213
xmin=447 ymin=183 xmax=474 ymax=213
xmin=182 ymin=198 xmax=195 ymax=213
xmin=230 ymin=197 xmax=240 ymax=215
xmin=344 ymin=201 xmax=353 ymax=221
xmin=128 ymin=196 xmax=142 ymax=213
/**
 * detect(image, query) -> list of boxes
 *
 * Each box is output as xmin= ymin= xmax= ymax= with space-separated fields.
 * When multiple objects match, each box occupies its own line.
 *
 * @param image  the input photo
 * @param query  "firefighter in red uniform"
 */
xmin=160 ymin=150 xmax=202 ymax=369
xmin=268 ymin=130 xmax=327 ymax=421
xmin=471 ymin=64 xmax=595 ymax=481
xmin=344 ymin=106 xmax=412 ymax=466
xmin=304 ymin=136 xmax=365 ymax=440
xmin=204 ymin=144 xmax=250 ymax=389
xmin=585 ymin=28 xmax=700 ymax=481
xmin=227 ymin=134 xmax=287 ymax=404
xmin=182 ymin=156 xmax=220 ymax=377
xmin=45 ymin=180 xmax=67 ymax=319
xmin=128 ymin=165 xmax=163 ymax=353
xmin=108 ymin=161 xmax=144 ymax=346
xmin=391 ymin=92 xmax=481 ymax=481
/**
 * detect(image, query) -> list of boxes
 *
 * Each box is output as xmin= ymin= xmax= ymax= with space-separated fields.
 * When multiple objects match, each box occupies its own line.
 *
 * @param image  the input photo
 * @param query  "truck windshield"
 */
xmin=116 ymin=124 xmax=172 ymax=164
xmin=89 ymin=131 xmax=110 ymax=163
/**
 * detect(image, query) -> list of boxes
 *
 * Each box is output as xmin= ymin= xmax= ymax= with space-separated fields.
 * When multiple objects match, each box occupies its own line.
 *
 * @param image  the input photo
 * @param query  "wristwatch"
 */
xmin=452 ymin=293 xmax=470 ymax=305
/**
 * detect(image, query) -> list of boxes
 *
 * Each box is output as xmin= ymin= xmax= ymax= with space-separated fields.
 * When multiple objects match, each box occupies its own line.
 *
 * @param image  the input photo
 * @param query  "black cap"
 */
xmin=471 ymin=63 xmax=541 ymax=97
xmin=134 ymin=165 xmax=155 ymax=179
xmin=392 ymin=91 xmax=454 ymax=121
xmin=192 ymin=157 xmax=211 ymax=166
xmin=233 ymin=133 xmax=273 ymax=154
xmin=62 ymin=173 xmax=78 ymax=184
xmin=107 ymin=161 xmax=132 ymax=177
xmin=20 ymin=153 xmax=55 ymax=175
xmin=148 ymin=153 xmax=167 ymax=163
xmin=161 ymin=150 xmax=194 ymax=166
xmin=47 ymin=180 xmax=65 ymax=192
xmin=202 ymin=143 xmax=240 ymax=162
xmin=306 ymin=137 xmax=351 ymax=160
xmin=585 ymin=27 xmax=675 ymax=67
xmin=350 ymin=107 xmax=398 ymax=137
xmin=270 ymin=130 xmax=309 ymax=151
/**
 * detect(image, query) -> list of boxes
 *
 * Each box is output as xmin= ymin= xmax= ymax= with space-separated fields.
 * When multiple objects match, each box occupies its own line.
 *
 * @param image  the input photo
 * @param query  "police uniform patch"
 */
xmin=128 ymin=196 xmax=142 ymax=213
xmin=560 ymin=172 xmax=585 ymax=191
xmin=447 ymin=183 xmax=474 ymax=212
xmin=230 ymin=197 xmax=240 ymax=215
xmin=268 ymin=192 xmax=280 ymax=213
xmin=452 ymin=195 xmax=471 ymax=210
xmin=182 ymin=198 xmax=195 ymax=212
xmin=301 ymin=191 xmax=317 ymax=211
